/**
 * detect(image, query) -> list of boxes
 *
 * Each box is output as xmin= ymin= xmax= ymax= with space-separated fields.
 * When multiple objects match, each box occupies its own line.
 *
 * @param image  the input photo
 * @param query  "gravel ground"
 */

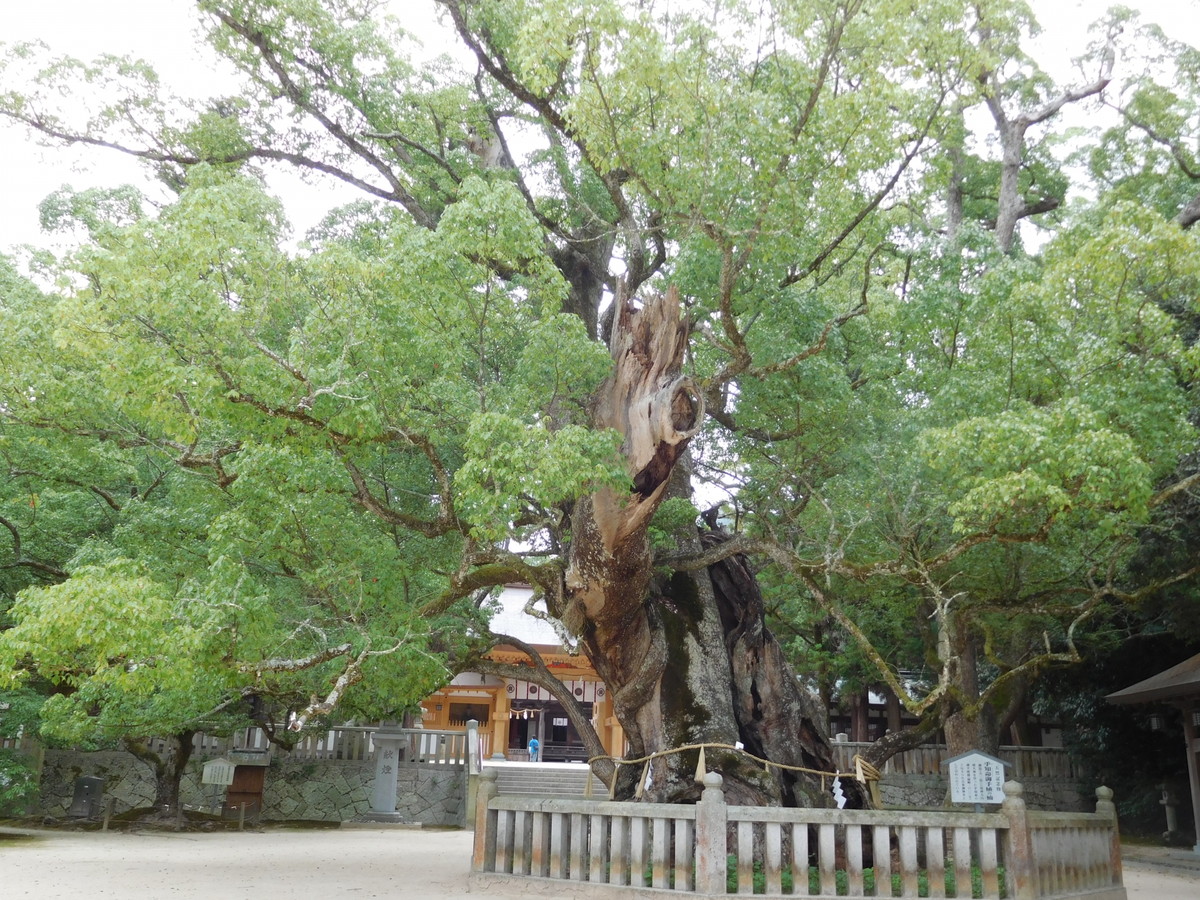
xmin=2 ymin=826 xmax=1197 ymax=899
xmin=1121 ymin=845 xmax=1200 ymax=900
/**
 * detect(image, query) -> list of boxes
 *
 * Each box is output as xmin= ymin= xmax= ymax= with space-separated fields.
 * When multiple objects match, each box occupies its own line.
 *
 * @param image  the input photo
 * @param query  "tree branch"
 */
xmin=0 ymin=515 xmax=69 ymax=579
xmin=209 ymin=8 xmax=437 ymax=228
xmin=239 ymin=643 xmax=353 ymax=675
xmin=1151 ymin=469 xmax=1200 ymax=508
xmin=284 ymin=639 xmax=418 ymax=732
xmin=467 ymin=633 xmax=614 ymax=782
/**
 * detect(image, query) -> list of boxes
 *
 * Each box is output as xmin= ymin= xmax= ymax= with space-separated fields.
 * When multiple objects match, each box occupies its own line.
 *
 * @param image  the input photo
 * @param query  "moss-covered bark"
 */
xmin=123 ymin=730 xmax=195 ymax=815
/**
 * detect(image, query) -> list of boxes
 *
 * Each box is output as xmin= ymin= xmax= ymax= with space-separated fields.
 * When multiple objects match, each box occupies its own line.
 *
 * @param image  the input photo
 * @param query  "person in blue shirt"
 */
xmin=527 ymin=737 xmax=540 ymax=762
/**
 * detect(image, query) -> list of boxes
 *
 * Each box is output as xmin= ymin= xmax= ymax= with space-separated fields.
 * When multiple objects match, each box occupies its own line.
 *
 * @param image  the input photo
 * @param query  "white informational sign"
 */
xmin=202 ymin=758 xmax=236 ymax=786
xmin=945 ymin=751 xmax=1007 ymax=805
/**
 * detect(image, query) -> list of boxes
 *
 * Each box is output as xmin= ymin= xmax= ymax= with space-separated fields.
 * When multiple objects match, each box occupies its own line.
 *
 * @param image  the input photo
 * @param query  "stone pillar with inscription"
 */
xmin=359 ymin=727 xmax=411 ymax=823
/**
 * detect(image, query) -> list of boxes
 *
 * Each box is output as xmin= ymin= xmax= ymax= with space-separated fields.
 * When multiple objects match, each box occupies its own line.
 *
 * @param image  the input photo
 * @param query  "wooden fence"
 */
xmin=470 ymin=773 xmax=1125 ymax=899
xmin=829 ymin=744 xmax=1084 ymax=780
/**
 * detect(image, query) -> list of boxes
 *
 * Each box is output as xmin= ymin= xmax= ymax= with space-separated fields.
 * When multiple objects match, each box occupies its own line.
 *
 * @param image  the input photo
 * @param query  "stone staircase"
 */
xmin=487 ymin=763 xmax=598 ymax=799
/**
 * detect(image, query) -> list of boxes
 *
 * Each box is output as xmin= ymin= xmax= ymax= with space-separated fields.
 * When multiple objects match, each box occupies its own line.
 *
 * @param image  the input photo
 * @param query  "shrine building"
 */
xmin=418 ymin=585 xmax=626 ymax=762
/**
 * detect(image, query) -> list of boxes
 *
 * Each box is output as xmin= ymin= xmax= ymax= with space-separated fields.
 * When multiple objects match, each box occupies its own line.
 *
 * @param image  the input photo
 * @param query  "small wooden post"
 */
xmin=1096 ymin=786 xmax=1123 ymax=888
xmin=472 ymin=769 xmax=499 ymax=873
xmin=238 ymin=802 xmax=246 ymax=831
xmin=1001 ymin=781 xmax=1036 ymax=900
xmin=694 ymin=772 xmax=728 ymax=896
xmin=102 ymin=797 xmax=115 ymax=832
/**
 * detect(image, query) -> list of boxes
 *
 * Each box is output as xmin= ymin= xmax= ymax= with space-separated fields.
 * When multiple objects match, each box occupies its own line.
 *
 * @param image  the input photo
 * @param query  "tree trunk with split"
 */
xmin=559 ymin=287 xmax=859 ymax=807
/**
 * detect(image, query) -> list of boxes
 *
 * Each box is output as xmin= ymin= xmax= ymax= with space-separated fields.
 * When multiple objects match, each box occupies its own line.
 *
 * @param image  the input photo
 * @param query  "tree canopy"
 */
xmin=1 ymin=0 xmax=1199 ymax=807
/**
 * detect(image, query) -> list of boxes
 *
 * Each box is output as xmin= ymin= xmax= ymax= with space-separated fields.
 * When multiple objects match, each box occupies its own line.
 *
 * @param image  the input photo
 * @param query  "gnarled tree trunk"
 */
xmin=559 ymin=287 xmax=858 ymax=807
xmin=942 ymin=617 xmax=1001 ymax=757
xmin=123 ymin=730 xmax=195 ymax=817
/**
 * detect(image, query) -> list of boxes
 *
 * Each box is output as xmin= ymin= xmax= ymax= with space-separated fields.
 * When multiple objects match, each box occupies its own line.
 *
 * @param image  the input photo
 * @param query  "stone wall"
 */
xmin=39 ymin=750 xmax=158 ymax=816
xmin=256 ymin=759 xmax=465 ymax=824
xmin=37 ymin=750 xmax=466 ymax=826
xmin=37 ymin=750 xmax=1084 ymax=824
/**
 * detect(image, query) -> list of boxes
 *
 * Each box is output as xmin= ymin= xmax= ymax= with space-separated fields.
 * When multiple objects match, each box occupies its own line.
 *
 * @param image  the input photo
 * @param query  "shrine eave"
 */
xmin=1107 ymin=652 xmax=1200 ymax=706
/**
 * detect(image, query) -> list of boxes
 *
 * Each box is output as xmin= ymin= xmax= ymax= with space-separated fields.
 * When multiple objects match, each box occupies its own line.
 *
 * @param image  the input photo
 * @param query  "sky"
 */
xmin=0 ymin=0 xmax=1197 ymax=256
xmin=0 ymin=0 xmax=449 ymax=254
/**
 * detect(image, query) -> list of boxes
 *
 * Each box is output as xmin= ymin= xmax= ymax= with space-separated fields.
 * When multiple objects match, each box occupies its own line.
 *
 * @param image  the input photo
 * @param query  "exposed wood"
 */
xmin=557 ymin=285 xmax=854 ymax=805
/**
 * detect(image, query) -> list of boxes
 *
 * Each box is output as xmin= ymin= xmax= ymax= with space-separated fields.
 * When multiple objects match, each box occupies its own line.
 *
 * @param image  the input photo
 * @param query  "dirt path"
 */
xmin=1123 ymin=857 xmax=1200 ymax=900
xmin=2 ymin=827 xmax=1197 ymax=899
xmin=1 ymin=827 xmax=482 ymax=899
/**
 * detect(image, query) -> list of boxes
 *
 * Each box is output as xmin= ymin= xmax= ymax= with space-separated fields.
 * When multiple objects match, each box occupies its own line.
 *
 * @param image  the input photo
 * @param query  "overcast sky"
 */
xmin=1 ymin=0 xmax=1196 ymax=256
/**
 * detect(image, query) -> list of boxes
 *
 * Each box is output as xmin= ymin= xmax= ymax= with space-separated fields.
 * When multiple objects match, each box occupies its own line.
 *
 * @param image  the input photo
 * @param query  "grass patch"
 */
xmin=722 ymin=856 xmax=1008 ymax=897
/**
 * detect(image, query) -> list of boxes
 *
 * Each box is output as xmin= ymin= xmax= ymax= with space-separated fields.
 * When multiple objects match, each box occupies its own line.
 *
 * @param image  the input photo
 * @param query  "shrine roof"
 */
xmin=1107 ymin=652 xmax=1200 ymax=705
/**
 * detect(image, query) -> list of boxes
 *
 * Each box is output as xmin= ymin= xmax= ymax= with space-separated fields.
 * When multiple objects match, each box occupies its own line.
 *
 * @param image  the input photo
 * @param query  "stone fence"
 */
xmin=36 ymin=727 xmax=472 ymax=826
xmin=829 ymin=743 xmax=1088 ymax=812
xmin=150 ymin=724 xmax=474 ymax=765
xmin=22 ymin=724 xmax=1090 ymax=828
xmin=470 ymin=772 xmax=1125 ymax=900
xmin=830 ymin=743 xmax=1084 ymax=779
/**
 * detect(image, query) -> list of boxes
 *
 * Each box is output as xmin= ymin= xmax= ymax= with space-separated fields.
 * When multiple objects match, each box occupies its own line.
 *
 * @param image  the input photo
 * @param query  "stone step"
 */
xmin=487 ymin=765 xmax=597 ymax=798
xmin=495 ymin=775 xmax=592 ymax=790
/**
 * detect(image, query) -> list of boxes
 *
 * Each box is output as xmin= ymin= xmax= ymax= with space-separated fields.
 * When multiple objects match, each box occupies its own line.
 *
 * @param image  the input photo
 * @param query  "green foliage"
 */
xmin=456 ymin=415 xmax=626 ymax=541
xmin=0 ymin=689 xmax=46 ymax=811
xmin=649 ymin=498 xmax=701 ymax=553
xmin=1 ymin=0 xmax=1200 ymax=777
xmin=0 ymin=748 xmax=37 ymax=810
xmin=0 ymin=557 xmax=226 ymax=743
xmin=758 ymin=184 xmax=1200 ymax=734
xmin=716 ymin=855 xmax=1007 ymax=897
xmin=38 ymin=185 xmax=145 ymax=238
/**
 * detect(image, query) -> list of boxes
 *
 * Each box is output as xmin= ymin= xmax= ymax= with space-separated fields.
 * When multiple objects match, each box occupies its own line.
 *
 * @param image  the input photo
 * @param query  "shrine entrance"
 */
xmin=507 ymin=699 xmax=593 ymax=762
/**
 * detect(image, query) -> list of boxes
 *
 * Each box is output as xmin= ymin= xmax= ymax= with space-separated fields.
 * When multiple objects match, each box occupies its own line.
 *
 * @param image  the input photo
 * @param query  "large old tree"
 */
xmin=3 ymin=0 xmax=1200 ymax=807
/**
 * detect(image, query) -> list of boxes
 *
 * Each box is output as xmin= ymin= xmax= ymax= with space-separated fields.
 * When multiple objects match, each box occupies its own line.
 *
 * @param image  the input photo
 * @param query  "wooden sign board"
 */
xmin=944 ymin=750 xmax=1008 ymax=805
xmin=202 ymin=758 xmax=236 ymax=786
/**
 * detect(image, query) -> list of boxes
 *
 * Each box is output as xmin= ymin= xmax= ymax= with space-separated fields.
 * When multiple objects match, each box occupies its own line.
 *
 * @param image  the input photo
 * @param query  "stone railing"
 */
xmin=470 ymin=772 xmax=1125 ymax=900
xmin=177 ymin=726 xmax=472 ymax=765
xmin=1026 ymin=807 xmax=1124 ymax=899
xmin=830 ymin=743 xmax=1085 ymax=780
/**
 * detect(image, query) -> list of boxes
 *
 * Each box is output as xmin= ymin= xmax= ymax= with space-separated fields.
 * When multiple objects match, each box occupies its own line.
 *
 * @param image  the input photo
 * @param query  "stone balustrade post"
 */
xmin=465 ymin=719 xmax=481 ymax=830
xmin=472 ymin=769 xmax=499 ymax=872
xmin=1096 ymin=785 xmax=1123 ymax=887
xmin=1001 ymin=780 xmax=1036 ymax=900
xmin=695 ymin=772 xmax=728 ymax=896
